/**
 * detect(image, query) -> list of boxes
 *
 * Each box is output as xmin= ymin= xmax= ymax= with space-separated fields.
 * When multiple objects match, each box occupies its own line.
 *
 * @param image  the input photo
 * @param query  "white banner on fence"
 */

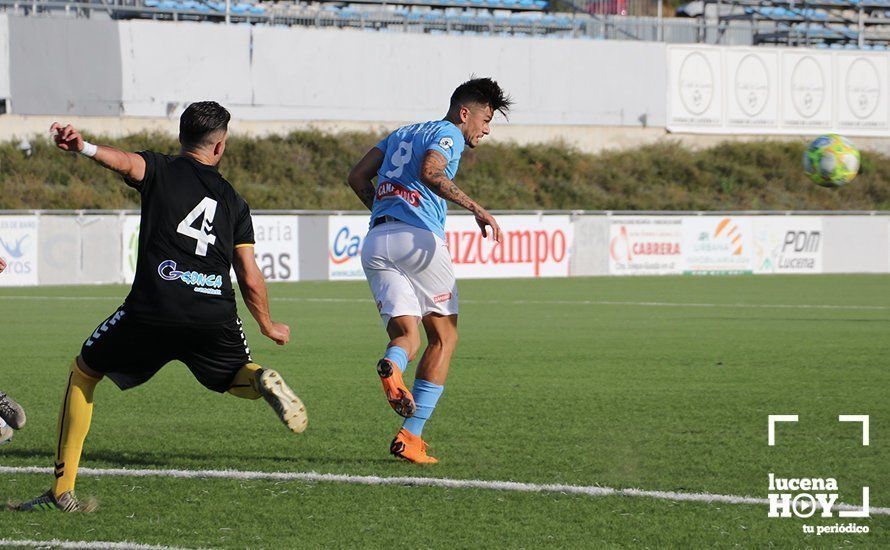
xmin=0 ymin=216 xmax=38 ymax=286
xmin=836 ymin=53 xmax=888 ymax=132
xmin=252 ymin=215 xmax=299 ymax=282
xmin=682 ymin=216 xmax=754 ymax=275
xmin=608 ymin=217 xmax=682 ymax=275
xmin=326 ymin=214 xmax=574 ymax=280
xmin=668 ymin=46 xmax=723 ymax=129
xmin=328 ymin=215 xmax=368 ymax=281
xmin=752 ymin=216 xmax=823 ymax=274
xmin=726 ymin=49 xmax=779 ymax=129
xmin=123 ymin=214 xmax=299 ymax=283
xmin=668 ymin=45 xmax=890 ymax=136
xmin=781 ymin=52 xmax=833 ymax=130
xmin=446 ymin=215 xmax=573 ymax=278
xmin=121 ymin=215 xmax=140 ymax=284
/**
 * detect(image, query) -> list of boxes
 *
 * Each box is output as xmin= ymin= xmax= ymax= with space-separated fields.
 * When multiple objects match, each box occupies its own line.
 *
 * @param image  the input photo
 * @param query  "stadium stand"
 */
xmin=691 ymin=0 xmax=890 ymax=47
xmin=1 ymin=0 xmax=888 ymax=45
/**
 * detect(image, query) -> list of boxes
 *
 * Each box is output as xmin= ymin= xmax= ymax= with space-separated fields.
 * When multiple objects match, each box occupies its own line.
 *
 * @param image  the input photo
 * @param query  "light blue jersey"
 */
xmin=371 ymin=120 xmax=465 ymax=240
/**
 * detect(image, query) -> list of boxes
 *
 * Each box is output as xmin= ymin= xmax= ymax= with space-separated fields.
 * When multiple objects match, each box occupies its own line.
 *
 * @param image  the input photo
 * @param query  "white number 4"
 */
xmin=177 ymin=197 xmax=218 ymax=256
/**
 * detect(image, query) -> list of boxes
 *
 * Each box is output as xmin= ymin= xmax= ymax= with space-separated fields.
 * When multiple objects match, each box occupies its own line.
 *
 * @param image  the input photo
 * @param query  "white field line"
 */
xmin=1 ymin=466 xmax=887 ymax=516
xmin=0 ymin=540 xmax=197 ymax=550
xmin=0 ymin=295 xmax=888 ymax=311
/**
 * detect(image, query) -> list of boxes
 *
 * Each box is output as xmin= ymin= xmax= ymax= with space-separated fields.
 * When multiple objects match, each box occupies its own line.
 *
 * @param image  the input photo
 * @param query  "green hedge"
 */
xmin=1 ymin=131 xmax=889 ymax=211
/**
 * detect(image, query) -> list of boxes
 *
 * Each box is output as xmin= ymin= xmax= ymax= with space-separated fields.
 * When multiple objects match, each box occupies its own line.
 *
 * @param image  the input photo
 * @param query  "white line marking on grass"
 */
xmin=0 ymin=539 xmax=196 ymax=550
xmin=2 ymin=295 xmax=889 ymax=311
xmin=1 ymin=466 xmax=886 ymax=516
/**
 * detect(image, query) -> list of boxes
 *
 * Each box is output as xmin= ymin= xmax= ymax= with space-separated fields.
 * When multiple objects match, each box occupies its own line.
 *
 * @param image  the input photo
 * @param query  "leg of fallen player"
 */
xmin=16 ymin=356 xmax=101 ymax=512
xmin=377 ymin=315 xmax=421 ymax=418
xmin=390 ymin=314 xmax=457 ymax=464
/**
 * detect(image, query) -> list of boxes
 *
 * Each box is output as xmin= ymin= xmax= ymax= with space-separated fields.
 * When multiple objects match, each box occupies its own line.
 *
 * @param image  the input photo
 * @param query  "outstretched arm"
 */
xmin=347 ymin=147 xmax=384 ymax=211
xmin=51 ymin=122 xmax=146 ymax=183
xmin=233 ymin=246 xmax=291 ymax=346
xmin=420 ymin=150 xmax=502 ymax=242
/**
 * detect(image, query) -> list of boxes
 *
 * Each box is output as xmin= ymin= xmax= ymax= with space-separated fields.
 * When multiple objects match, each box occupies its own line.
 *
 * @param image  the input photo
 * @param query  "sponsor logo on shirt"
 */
xmin=376 ymin=181 xmax=422 ymax=208
xmin=157 ymin=259 xmax=223 ymax=296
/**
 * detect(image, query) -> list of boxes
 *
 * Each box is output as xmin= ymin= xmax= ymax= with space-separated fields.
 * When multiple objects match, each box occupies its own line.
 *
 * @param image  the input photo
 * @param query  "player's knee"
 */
xmin=430 ymin=328 xmax=459 ymax=352
xmin=74 ymin=355 xmax=103 ymax=381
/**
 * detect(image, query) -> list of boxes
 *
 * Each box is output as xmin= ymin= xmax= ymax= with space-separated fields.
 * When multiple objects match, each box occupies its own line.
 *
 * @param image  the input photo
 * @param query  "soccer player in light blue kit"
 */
xmin=347 ymin=78 xmax=512 ymax=463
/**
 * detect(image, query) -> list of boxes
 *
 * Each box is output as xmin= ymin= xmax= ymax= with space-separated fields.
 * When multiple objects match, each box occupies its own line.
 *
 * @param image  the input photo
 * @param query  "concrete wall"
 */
xmin=8 ymin=16 xmax=122 ymax=116
xmin=3 ymin=16 xmax=665 ymax=127
xmin=118 ymin=20 xmax=251 ymax=117
xmin=0 ymin=15 xmax=10 ymax=108
xmin=246 ymin=27 xmax=666 ymax=126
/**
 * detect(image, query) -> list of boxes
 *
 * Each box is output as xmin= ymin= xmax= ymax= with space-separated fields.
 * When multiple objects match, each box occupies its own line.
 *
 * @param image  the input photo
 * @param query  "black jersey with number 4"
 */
xmin=124 ymin=151 xmax=254 ymax=326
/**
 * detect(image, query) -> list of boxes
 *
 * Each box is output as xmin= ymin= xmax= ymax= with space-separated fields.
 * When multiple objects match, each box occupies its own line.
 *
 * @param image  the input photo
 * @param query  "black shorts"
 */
xmin=80 ymin=306 xmax=252 ymax=393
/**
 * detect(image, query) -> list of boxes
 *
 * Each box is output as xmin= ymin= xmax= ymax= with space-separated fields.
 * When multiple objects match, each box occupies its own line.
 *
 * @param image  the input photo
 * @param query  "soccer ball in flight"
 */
xmin=802 ymin=134 xmax=860 ymax=188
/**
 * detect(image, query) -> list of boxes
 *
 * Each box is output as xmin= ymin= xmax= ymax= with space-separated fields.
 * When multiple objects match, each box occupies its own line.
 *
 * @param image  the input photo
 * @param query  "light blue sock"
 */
xmin=402 ymin=379 xmax=444 ymax=437
xmin=383 ymin=346 xmax=409 ymax=373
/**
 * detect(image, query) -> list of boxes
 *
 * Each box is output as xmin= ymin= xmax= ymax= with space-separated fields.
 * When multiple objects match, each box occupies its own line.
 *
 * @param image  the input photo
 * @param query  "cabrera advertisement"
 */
xmin=609 ymin=217 xmax=682 ymax=275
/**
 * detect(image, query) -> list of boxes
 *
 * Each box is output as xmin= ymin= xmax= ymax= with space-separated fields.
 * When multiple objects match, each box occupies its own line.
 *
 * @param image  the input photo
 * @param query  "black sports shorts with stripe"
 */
xmin=80 ymin=306 xmax=252 ymax=393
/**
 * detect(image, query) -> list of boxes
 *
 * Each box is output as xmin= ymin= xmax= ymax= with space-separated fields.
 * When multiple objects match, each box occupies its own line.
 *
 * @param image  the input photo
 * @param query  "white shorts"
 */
xmin=361 ymin=220 xmax=458 ymax=326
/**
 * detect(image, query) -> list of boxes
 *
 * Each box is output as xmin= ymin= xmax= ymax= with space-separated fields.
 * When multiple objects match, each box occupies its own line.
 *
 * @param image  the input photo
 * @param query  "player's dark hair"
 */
xmin=179 ymin=101 xmax=231 ymax=149
xmin=450 ymin=77 xmax=513 ymax=118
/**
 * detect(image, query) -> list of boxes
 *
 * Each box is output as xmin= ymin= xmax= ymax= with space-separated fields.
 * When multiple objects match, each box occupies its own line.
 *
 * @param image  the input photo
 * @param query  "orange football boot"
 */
xmin=377 ymin=359 xmax=416 ymax=418
xmin=390 ymin=428 xmax=438 ymax=464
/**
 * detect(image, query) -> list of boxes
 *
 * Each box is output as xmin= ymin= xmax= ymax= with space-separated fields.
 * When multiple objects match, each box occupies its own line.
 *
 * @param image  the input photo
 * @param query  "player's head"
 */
xmin=179 ymin=101 xmax=231 ymax=165
xmin=447 ymin=77 xmax=512 ymax=148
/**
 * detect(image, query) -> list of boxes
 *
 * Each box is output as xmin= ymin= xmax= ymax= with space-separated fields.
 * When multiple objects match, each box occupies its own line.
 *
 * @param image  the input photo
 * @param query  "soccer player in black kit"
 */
xmin=18 ymin=102 xmax=307 ymax=512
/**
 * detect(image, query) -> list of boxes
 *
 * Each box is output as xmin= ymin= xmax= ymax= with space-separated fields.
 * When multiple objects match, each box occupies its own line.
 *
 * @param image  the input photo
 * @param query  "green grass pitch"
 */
xmin=0 ymin=275 xmax=888 ymax=548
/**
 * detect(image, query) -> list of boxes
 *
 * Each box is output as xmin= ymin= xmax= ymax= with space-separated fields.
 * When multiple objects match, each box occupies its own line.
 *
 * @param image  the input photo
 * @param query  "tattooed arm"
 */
xmin=347 ymin=147 xmax=385 ymax=211
xmin=420 ymin=150 xmax=502 ymax=242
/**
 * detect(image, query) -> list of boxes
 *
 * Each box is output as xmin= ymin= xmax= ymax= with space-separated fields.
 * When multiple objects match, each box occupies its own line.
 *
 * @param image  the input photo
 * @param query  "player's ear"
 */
xmin=459 ymin=106 xmax=470 ymax=124
xmin=214 ymin=135 xmax=226 ymax=157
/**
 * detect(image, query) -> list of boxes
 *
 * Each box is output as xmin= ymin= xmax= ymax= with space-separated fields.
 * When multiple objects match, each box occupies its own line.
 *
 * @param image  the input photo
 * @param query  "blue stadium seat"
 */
xmin=144 ymin=0 xmax=160 ymax=7
xmin=534 ymin=0 xmax=548 ymax=8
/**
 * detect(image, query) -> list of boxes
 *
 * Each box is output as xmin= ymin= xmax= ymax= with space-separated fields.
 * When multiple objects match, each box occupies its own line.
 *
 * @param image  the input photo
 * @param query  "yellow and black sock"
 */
xmin=227 ymin=363 xmax=264 ymax=400
xmin=53 ymin=359 xmax=100 ymax=498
